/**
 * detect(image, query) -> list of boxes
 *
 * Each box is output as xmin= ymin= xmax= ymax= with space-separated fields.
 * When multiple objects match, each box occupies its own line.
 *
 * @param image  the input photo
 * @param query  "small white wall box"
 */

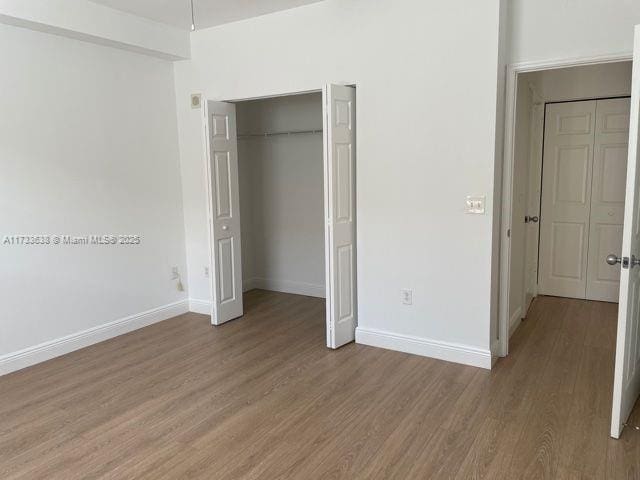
xmin=191 ymin=93 xmax=201 ymax=109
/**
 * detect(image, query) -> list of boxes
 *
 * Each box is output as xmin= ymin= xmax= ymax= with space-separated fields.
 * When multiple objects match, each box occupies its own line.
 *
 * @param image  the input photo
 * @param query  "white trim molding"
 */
xmin=356 ymin=327 xmax=492 ymax=370
xmin=0 ymin=299 xmax=189 ymax=376
xmin=509 ymin=306 xmax=523 ymax=338
xmin=189 ymin=298 xmax=212 ymax=315
xmin=189 ymin=277 xmax=326 ymax=317
xmin=247 ymin=277 xmax=325 ymax=298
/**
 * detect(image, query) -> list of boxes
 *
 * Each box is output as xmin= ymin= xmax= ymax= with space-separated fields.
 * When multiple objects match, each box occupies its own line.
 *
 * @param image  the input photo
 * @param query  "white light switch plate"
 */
xmin=465 ymin=195 xmax=486 ymax=214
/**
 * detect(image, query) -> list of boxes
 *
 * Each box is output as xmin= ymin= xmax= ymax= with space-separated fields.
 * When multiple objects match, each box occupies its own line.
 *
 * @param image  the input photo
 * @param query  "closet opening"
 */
xmin=237 ymin=92 xmax=327 ymax=324
xmin=204 ymin=86 xmax=357 ymax=349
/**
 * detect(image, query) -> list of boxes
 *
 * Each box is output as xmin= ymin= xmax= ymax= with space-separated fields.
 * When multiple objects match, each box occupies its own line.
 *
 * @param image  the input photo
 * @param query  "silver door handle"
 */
xmin=525 ymin=215 xmax=539 ymax=223
xmin=607 ymin=254 xmax=640 ymax=268
xmin=222 ymin=225 xmax=229 ymax=231
xmin=606 ymin=254 xmax=622 ymax=265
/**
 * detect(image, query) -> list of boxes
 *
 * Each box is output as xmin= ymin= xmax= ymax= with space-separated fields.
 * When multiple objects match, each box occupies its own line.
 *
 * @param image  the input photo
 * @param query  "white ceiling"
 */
xmin=88 ymin=0 xmax=325 ymax=30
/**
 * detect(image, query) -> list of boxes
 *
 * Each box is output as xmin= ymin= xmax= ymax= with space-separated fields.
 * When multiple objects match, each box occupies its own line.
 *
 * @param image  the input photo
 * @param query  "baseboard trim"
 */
xmin=509 ymin=306 xmax=523 ymax=338
xmin=243 ymin=278 xmax=257 ymax=293
xmin=0 ymin=299 xmax=189 ymax=376
xmin=355 ymin=327 xmax=492 ymax=370
xmin=248 ymin=277 xmax=325 ymax=298
xmin=189 ymin=298 xmax=212 ymax=315
xmin=189 ymin=277 xmax=325 ymax=316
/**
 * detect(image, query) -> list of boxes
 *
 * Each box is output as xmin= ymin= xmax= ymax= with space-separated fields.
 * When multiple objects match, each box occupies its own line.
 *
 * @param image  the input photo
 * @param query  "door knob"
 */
xmin=606 ymin=254 xmax=622 ymax=265
xmin=525 ymin=215 xmax=539 ymax=223
xmin=222 ymin=225 xmax=229 ymax=231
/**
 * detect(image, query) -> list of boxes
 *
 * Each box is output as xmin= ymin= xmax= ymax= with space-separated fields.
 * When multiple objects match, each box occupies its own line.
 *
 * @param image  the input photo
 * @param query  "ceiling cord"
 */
xmin=190 ymin=0 xmax=196 ymax=31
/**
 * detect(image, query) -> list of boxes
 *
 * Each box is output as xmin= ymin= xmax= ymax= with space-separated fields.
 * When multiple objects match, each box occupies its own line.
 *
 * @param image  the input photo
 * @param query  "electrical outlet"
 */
xmin=204 ymin=266 xmax=209 ymax=278
xmin=401 ymin=289 xmax=413 ymax=305
xmin=171 ymin=267 xmax=180 ymax=280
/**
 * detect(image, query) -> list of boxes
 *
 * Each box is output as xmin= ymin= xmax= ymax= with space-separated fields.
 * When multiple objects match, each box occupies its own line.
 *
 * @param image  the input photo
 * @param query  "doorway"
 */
xmin=501 ymin=61 xmax=632 ymax=340
xmin=203 ymin=85 xmax=357 ymax=349
xmin=498 ymin=55 xmax=640 ymax=439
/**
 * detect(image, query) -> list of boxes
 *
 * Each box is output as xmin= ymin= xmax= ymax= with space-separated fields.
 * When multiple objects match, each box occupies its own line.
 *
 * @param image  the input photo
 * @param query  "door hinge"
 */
xmin=507 ymin=229 xmax=511 ymax=238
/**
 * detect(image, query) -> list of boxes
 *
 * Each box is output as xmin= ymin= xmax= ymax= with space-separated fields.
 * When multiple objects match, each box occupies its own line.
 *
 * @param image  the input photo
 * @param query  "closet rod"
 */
xmin=237 ymin=129 xmax=323 ymax=139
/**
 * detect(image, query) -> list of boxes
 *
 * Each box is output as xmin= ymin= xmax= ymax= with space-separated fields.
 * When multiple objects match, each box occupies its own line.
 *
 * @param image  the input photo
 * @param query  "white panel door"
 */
xmin=523 ymin=101 xmax=544 ymax=312
xmin=611 ymin=25 xmax=640 ymax=439
xmin=586 ymin=98 xmax=630 ymax=302
xmin=206 ymin=100 xmax=243 ymax=325
xmin=539 ymin=101 xmax=597 ymax=299
xmin=323 ymin=84 xmax=357 ymax=348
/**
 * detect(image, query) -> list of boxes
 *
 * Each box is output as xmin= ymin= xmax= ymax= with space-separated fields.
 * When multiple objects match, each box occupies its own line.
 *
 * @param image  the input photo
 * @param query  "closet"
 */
xmin=538 ymin=97 xmax=630 ymax=302
xmin=235 ymin=93 xmax=326 ymax=299
xmin=205 ymin=84 xmax=358 ymax=348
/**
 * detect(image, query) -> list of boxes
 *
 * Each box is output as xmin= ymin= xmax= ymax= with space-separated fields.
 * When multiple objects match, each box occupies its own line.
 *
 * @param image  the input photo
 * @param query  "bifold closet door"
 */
xmin=323 ymin=84 xmax=357 ymax=349
xmin=586 ymin=98 xmax=630 ymax=302
xmin=539 ymin=99 xmax=630 ymax=301
xmin=538 ymin=101 xmax=597 ymax=299
xmin=205 ymin=100 xmax=243 ymax=325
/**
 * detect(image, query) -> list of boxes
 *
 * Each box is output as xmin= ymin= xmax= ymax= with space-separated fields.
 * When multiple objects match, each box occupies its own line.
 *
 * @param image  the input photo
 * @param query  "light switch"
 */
xmin=465 ymin=195 xmax=486 ymax=214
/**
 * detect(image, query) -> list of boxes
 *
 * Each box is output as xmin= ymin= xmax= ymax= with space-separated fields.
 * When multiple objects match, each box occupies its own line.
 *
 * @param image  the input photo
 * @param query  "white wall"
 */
xmin=0 ymin=24 xmax=186 ymax=368
xmin=175 ymin=0 xmax=503 ymax=366
xmin=236 ymin=94 xmax=325 ymax=297
xmin=509 ymin=0 xmax=640 ymax=64
xmin=0 ymin=0 xmax=190 ymax=60
xmin=527 ymin=62 xmax=632 ymax=102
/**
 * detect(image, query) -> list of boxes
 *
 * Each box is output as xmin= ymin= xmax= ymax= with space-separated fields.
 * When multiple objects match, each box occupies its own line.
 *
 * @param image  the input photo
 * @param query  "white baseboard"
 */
xmin=188 ymin=298 xmax=212 ymax=315
xmin=355 ymin=327 xmax=492 ymax=370
xmin=509 ymin=306 xmax=523 ymax=338
xmin=0 ymin=299 xmax=189 ymax=376
xmin=247 ymin=277 xmax=325 ymax=298
xmin=243 ymin=278 xmax=257 ymax=292
xmin=190 ymin=277 xmax=325 ymax=316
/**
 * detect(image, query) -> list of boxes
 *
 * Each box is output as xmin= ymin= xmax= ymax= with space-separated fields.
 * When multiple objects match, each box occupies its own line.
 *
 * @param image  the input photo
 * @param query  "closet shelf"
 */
xmin=237 ymin=129 xmax=323 ymax=139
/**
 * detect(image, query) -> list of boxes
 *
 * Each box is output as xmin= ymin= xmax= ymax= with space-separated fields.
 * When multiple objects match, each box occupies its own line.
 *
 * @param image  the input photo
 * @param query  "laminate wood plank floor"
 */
xmin=1 ymin=291 xmax=639 ymax=479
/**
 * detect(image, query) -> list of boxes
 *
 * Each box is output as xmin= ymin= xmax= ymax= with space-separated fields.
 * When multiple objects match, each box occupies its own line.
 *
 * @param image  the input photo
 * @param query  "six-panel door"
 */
xmin=539 ymin=98 xmax=629 ymax=302
xmin=207 ymin=101 xmax=244 ymax=324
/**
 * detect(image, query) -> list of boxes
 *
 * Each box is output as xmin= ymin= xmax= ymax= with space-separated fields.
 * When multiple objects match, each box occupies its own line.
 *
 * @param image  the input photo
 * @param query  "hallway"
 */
xmin=487 ymin=295 xmax=639 ymax=478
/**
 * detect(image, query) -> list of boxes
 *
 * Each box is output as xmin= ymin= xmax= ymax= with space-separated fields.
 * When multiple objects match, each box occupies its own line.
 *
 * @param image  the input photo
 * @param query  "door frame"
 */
xmin=202 ymin=85 xmax=359 ymax=346
xmin=497 ymin=53 xmax=632 ymax=357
